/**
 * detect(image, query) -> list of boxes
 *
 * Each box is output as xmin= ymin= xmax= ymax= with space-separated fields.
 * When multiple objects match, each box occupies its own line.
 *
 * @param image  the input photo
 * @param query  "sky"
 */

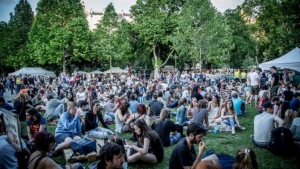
xmin=0 ymin=0 xmax=245 ymax=22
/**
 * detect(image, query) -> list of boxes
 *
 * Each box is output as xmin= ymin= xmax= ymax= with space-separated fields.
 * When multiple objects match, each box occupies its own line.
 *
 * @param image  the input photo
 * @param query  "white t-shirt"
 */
xmin=76 ymin=92 xmax=86 ymax=101
xmin=254 ymin=112 xmax=275 ymax=143
xmin=249 ymin=72 xmax=260 ymax=86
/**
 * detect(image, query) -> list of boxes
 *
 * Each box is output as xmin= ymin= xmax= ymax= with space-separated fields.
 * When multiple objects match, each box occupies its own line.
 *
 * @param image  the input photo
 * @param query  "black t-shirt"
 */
xmin=283 ymin=90 xmax=294 ymax=102
xmin=272 ymin=73 xmax=280 ymax=86
xmin=169 ymin=138 xmax=196 ymax=169
xmin=144 ymin=133 xmax=164 ymax=163
xmin=191 ymin=92 xmax=203 ymax=101
xmin=28 ymin=77 xmax=34 ymax=84
xmin=151 ymin=119 xmax=177 ymax=146
xmin=149 ymin=100 xmax=163 ymax=116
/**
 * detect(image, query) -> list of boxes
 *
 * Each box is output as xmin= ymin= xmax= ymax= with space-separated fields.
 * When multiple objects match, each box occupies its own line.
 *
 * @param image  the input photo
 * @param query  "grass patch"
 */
xmin=20 ymin=105 xmax=300 ymax=169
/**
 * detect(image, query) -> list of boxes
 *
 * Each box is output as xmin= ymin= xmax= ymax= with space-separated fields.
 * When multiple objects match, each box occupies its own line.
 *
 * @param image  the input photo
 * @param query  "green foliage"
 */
xmin=29 ymin=0 xmax=91 ymax=72
xmin=242 ymin=57 xmax=256 ymax=69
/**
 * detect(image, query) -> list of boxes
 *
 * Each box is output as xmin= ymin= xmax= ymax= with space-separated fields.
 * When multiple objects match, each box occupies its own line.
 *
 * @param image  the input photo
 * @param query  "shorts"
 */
xmin=247 ymin=85 xmax=252 ymax=92
xmin=55 ymin=133 xmax=75 ymax=144
xmin=251 ymin=85 xmax=259 ymax=95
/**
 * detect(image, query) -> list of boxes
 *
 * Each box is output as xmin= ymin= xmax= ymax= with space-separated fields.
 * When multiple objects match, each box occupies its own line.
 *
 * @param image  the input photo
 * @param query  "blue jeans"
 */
xmin=222 ymin=118 xmax=235 ymax=127
xmin=170 ymin=133 xmax=181 ymax=145
xmin=106 ymin=112 xmax=115 ymax=120
xmin=16 ymin=84 xmax=21 ymax=93
xmin=167 ymin=100 xmax=179 ymax=108
xmin=138 ymin=96 xmax=144 ymax=103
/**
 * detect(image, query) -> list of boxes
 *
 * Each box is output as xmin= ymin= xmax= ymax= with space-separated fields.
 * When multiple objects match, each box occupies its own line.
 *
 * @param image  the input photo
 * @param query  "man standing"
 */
xmin=248 ymin=67 xmax=261 ymax=107
xmin=253 ymin=102 xmax=284 ymax=147
xmin=241 ymin=70 xmax=246 ymax=83
xmin=270 ymin=66 xmax=280 ymax=96
xmin=169 ymin=122 xmax=218 ymax=169
xmin=15 ymin=75 xmax=22 ymax=94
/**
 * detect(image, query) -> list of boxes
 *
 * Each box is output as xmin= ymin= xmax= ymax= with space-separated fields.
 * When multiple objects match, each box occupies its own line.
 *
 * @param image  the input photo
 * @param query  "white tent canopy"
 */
xmin=104 ymin=67 xmax=128 ymax=74
xmin=90 ymin=70 xmax=104 ymax=74
xmin=8 ymin=67 xmax=55 ymax=77
xmin=259 ymin=47 xmax=300 ymax=72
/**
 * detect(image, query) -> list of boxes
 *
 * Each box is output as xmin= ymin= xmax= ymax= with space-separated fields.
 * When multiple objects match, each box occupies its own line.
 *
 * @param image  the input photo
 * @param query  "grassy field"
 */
xmin=21 ymin=105 xmax=300 ymax=169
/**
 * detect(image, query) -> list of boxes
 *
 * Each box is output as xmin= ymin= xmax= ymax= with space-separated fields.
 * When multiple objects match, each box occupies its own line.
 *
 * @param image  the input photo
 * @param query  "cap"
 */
xmin=262 ymin=102 xmax=274 ymax=109
xmin=255 ymin=67 xmax=262 ymax=71
xmin=270 ymin=66 xmax=277 ymax=70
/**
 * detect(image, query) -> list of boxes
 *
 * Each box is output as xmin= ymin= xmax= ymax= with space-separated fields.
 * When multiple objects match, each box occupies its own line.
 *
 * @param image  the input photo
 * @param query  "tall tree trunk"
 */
xmin=153 ymin=43 xmax=159 ymax=79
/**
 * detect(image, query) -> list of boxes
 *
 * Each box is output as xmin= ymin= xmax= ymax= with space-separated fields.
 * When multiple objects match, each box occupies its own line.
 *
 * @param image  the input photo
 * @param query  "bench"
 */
xmin=63 ymin=138 xmax=105 ymax=163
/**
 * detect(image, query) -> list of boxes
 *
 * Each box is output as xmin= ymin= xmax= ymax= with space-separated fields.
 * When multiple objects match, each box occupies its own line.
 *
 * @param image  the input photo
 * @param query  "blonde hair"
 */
xmin=67 ymin=102 xmax=77 ymax=109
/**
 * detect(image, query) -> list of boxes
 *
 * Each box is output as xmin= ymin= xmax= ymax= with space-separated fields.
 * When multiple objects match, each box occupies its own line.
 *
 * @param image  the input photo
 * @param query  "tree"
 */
xmin=224 ymin=9 xmax=256 ymax=68
xmin=2 ymin=0 xmax=34 ymax=69
xmin=171 ymin=0 xmax=233 ymax=70
xmin=130 ymin=0 xmax=183 ymax=78
xmin=29 ymin=0 xmax=91 ymax=73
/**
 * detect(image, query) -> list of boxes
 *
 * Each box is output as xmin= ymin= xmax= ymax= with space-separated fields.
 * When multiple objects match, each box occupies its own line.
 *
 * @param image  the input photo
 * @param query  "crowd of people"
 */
xmin=0 ymin=65 xmax=299 ymax=169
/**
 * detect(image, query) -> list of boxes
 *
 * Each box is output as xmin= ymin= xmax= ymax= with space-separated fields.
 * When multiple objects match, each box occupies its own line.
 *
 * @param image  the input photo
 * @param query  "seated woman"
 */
xmin=126 ymin=104 xmax=150 ymax=141
xmin=14 ymin=93 xmax=33 ymax=121
xmin=125 ymin=119 xmax=164 ymax=164
xmin=221 ymin=100 xmax=242 ymax=135
xmin=26 ymin=108 xmax=47 ymax=142
xmin=167 ymin=94 xmax=180 ymax=108
xmin=115 ymin=102 xmax=132 ymax=133
xmin=151 ymin=108 xmax=181 ymax=146
xmin=28 ymin=131 xmax=83 ymax=169
xmin=85 ymin=100 xmax=114 ymax=139
xmin=176 ymin=98 xmax=189 ymax=125
xmin=207 ymin=95 xmax=222 ymax=123
xmin=192 ymin=100 xmax=209 ymax=129
xmin=233 ymin=148 xmax=258 ymax=169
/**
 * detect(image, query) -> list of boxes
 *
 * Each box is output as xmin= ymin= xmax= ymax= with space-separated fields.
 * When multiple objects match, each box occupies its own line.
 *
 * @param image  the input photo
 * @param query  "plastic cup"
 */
xmin=213 ymin=129 xmax=217 ymax=134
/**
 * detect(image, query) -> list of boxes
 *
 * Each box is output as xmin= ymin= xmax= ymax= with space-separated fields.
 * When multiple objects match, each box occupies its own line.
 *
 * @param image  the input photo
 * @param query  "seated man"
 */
xmin=45 ymin=95 xmax=65 ymax=121
xmin=53 ymin=102 xmax=82 ymax=154
xmin=231 ymin=93 xmax=245 ymax=116
xmin=0 ymin=96 xmax=13 ymax=111
xmin=148 ymin=94 xmax=163 ymax=117
xmin=97 ymin=142 xmax=125 ymax=169
xmin=169 ymin=122 xmax=219 ymax=169
xmin=25 ymin=108 xmax=47 ymax=142
xmin=31 ymin=93 xmax=46 ymax=111
xmin=105 ymin=94 xmax=118 ymax=120
xmin=254 ymin=102 xmax=284 ymax=147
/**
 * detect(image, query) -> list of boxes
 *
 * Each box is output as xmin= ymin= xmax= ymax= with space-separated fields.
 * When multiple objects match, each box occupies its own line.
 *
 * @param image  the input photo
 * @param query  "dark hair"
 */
xmin=130 ymin=94 xmax=135 ymax=101
xmin=152 ymin=94 xmax=158 ymax=100
xmin=158 ymin=91 xmax=163 ymax=98
xmin=26 ymin=108 xmax=41 ymax=121
xmin=108 ymin=135 xmax=128 ymax=162
xmin=109 ymin=94 xmax=115 ymax=99
xmin=178 ymin=98 xmax=187 ymax=107
xmin=0 ymin=96 xmax=5 ymax=104
xmin=91 ymin=100 xmax=100 ymax=114
xmin=47 ymin=94 xmax=54 ymax=101
xmin=34 ymin=131 xmax=55 ymax=152
xmin=120 ymin=102 xmax=130 ymax=115
xmin=137 ymin=104 xmax=147 ymax=115
xmin=233 ymin=148 xmax=258 ymax=169
xmin=134 ymin=119 xmax=158 ymax=145
xmin=99 ymin=142 xmax=124 ymax=167
xmin=187 ymin=122 xmax=207 ymax=137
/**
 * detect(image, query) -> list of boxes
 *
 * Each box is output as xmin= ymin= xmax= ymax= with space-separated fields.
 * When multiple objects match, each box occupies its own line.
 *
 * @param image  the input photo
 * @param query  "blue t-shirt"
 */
xmin=232 ymin=97 xmax=243 ymax=115
xmin=290 ymin=98 xmax=300 ymax=111
xmin=1 ymin=103 xmax=14 ymax=111
xmin=129 ymin=100 xmax=139 ymax=114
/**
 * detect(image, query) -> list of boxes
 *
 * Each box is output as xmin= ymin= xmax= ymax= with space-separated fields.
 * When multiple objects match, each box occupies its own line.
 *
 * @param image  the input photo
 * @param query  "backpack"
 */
xmin=70 ymin=138 xmax=97 ymax=158
xmin=267 ymin=127 xmax=295 ymax=156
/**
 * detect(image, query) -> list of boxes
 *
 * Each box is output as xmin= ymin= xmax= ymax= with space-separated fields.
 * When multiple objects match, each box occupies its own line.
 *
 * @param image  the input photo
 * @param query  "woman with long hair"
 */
xmin=221 ymin=100 xmax=241 ymax=135
xmin=28 ymin=132 xmax=83 ymax=169
xmin=207 ymin=95 xmax=222 ymax=121
xmin=115 ymin=102 xmax=132 ymax=133
xmin=176 ymin=98 xmax=189 ymax=125
xmin=233 ymin=148 xmax=258 ymax=169
xmin=85 ymin=100 xmax=114 ymax=139
xmin=151 ymin=108 xmax=181 ymax=146
xmin=25 ymin=108 xmax=47 ymax=142
xmin=192 ymin=100 xmax=209 ymax=129
xmin=125 ymin=119 xmax=164 ymax=164
xmin=14 ymin=93 xmax=33 ymax=120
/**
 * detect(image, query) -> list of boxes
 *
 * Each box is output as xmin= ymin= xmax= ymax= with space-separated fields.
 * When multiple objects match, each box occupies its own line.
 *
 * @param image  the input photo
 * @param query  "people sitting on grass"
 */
xmin=207 ymin=95 xmax=222 ymax=126
xmin=53 ymin=102 xmax=82 ymax=154
xmin=105 ymin=94 xmax=118 ymax=120
xmin=97 ymin=142 xmax=125 ymax=169
xmin=169 ymin=122 xmax=219 ymax=169
xmin=26 ymin=108 xmax=47 ymax=142
xmin=28 ymin=131 xmax=84 ymax=169
xmin=231 ymin=93 xmax=245 ymax=116
xmin=14 ymin=93 xmax=33 ymax=121
xmin=233 ymin=148 xmax=258 ymax=169
xmin=45 ymin=95 xmax=65 ymax=121
xmin=254 ymin=102 xmax=284 ymax=147
xmin=31 ymin=93 xmax=46 ymax=111
xmin=85 ymin=100 xmax=114 ymax=139
xmin=126 ymin=119 xmax=164 ymax=164
xmin=176 ymin=98 xmax=189 ymax=126
xmin=151 ymin=108 xmax=181 ymax=146
xmin=115 ymin=102 xmax=132 ymax=133
xmin=148 ymin=94 xmax=163 ymax=118
xmin=221 ymin=100 xmax=242 ymax=135
xmin=191 ymin=100 xmax=209 ymax=129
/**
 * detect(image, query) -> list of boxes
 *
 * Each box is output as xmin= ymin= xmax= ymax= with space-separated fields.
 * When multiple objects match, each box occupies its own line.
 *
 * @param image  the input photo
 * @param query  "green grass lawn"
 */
xmin=21 ymin=105 xmax=300 ymax=169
